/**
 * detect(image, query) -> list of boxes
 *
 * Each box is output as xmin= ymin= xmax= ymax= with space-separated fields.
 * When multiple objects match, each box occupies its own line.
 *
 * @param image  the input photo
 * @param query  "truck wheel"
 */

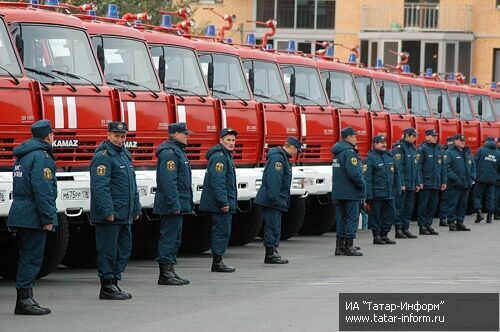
xmin=38 ymin=214 xmax=69 ymax=278
xmin=132 ymin=219 xmax=159 ymax=260
xmin=281 ymin=197 xmax=306 ymax=240
xmin=300 ymin=195 xmax=336 ymax=235
xmin=180 ymin=214 xmax=212 ymax=253
xmin=230 ymin=205 xmax=263 ymax=246
xmin=0 ymin=230 xmax=18 ymax=279
xmin=62 ymin=222 xmax=96 ymax=269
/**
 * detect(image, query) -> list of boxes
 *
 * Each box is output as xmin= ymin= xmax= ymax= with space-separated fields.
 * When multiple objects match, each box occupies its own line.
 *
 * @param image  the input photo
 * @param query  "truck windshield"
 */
xmin=243 ymin=60 xmax=288 ymax=103
xmin=322 ymin=70 xmax=361 ymax=109
xmin=449 ymin=92 xmax=474 ymax=121
xmin=471 ymin=94 xmax=496 ymax=122
xmin=15 ymin=24 xmax=101 ymax=84
xmin=92 ymin=36 xmax=160 ymax=91
xmin=151 ymin=46 xmax=207 ymax=96
xmin=401 ymin=84 xmax=431 ymax=116
xmin=199 ymin=53 xmax=251 ymax=100
xmin=354 ymin=75 xmax=381 ymax=111
xmin=0 ymin=19 xmax=21 ymax=76
xmin=281 ymin=65 xmax=328 ymax=106
xmin=427 ymin=88 xmax=453 ymax=118
xmin=375 ymin=80 xmax=406 ymax=114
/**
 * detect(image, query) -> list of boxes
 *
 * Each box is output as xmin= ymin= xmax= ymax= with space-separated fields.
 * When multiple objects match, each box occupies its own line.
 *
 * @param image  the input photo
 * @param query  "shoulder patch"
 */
xmin=275 ymin=161 xmax=283 ymax=171
xmin=97 ymin=164 xmax=106 ymax=176
xmin=43 ymin=168 xmax=52 ymax=180
xmin=167 ymin=160 xmax=176 ymax=171
xmin=395 ymin=153 xmax=401 ymax=161
xmin=215 ymin=162 xmax=224 ymax=172
xmin=351 ymin=157 xmax=358 ymax=166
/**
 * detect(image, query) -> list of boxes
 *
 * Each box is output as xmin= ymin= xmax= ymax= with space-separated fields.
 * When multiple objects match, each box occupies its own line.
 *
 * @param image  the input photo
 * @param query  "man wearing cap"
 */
xmin=438 ymin=136 xmax=455 ymax=227
xmin=90 ymin=121 xmax=141 ymax=300
xmin=442 ymin=134 xmax=475 ymax=231
xmin=365 ymin=135 xmax=402 ymax=245
xmin=7 ymin=120 xmax=57 ymax=315
xmin=392 ymin=128 xmax=419 ymax=239
xmin=331 ymin=127 xmax=365 ymax=256
xmin=416 ymin=129 xmax=446 ymax=235
xmin=154 ymin=123 xmax=193 ymax=285
xmin=255 ymin=137 xmax=301 ymax=264
xmin=472 ymin=137 xmax=499 ymax=224
xmin=200 ymin=128 xmax=238 ymax=272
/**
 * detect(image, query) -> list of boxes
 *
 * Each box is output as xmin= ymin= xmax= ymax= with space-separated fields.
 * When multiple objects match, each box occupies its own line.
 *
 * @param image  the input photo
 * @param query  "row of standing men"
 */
xmin=332 ymin=127 xmax=500 ymax=257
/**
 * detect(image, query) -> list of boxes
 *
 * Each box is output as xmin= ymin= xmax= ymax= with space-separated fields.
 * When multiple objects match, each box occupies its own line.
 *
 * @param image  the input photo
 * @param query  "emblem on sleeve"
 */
xmin=167 ymin=160 xmax=176 ymax=171
xmin=215 ymin=162 xmax=224 ymax=172
xmin=275 ymin=161 xmax=283 ymax=171
xmin=351 ymin=157 xmax=358 ymax=166
xmin=395 ymin=153 xmax=401 ymax=161
xmin=43 ymin=168 xmax=52 ymax=180
xmin=362 ymin=164 xmax=367 ymax=173
xmin=97 ymin=164 xmax=106 ymax=176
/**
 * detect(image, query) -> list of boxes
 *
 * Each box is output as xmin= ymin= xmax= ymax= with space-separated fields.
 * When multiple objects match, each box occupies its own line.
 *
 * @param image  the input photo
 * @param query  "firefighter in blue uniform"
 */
xmin=331 ymin=127 xmax=365 ymax=256
xmin=443 ymin=134 xmax=475 ymax=231
xmin=8 ymin=120 xmax=57 ymax=315
xmin=90 ymin=121 xmax=141 ymax=300
xmin=392 ymin=128 xmax=419 ymax=239
xmin=255 ymin=136 xmax=301 ymax=264
xmin=154 ymin=123 xmax=193 ymax=285
xmin=200 ymin=128 xmax=238 ymax=272
xmin=365 ymin=135 xmax=402 ymax=244
xmin=416 ymin=129 xmax=446 ymax=235
xmin=438 ymin=136 xmax=455 ymax=226
xmin=496 ymin=137 xmax=500 ymax=220
xmin=472 ymin=137 xmax=499 ymax=224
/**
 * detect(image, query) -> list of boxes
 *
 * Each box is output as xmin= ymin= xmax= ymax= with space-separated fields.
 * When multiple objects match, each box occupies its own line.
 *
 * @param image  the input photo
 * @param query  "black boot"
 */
xmin=112 ymin=278 xmax=132 ymax=299
xmin=158 ymin=263 xmax=185 ymax=285
xmin=395 ymin=227 xmax=407 ymax=239
xmin=264 ymin=246 xmax=289 ymax=264
xmin=381 ymin=233 xmax=396 ymax=244
xmin=448 ymin=221 xmax=457 ymax=231
xmin=211 ymin=254 xmax=236 ymax=272
xmin=99 ymin=279 xmax=130 ymax=300
xmin=335 ymin=237 xmax=345 ymax=256
xmin=169 ymin=265 xmax=190 ymax=285
xmin=486 ymin=213 xmax=493 ymax=224
xmin=344 ymin=238 xmax=362 ymax=256
xmin=419 ymin=226 xmax=430 ymax=235
xmin=456 ymin=222 xmax=471 ymax=231
xmin=474 ymin=210 xmax=484 ymax=223
xmin=427 ymin=226 xmax=439 ymax=235
xmin=403 ymin=230 xmax=417 ymax=238
xmin=439 ymin=218 xmax=448 ymax=227
xmin=373 ymin=234 xmax=385 ymax=245
xmin=14 ymin=288 xmax=50 ymax=315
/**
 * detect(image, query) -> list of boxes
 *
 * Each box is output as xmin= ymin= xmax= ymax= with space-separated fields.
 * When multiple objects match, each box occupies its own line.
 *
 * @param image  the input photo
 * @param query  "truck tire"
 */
xmin=280 ymin=196 xmax=306 ymax=240
xmin=0 ymin=230 xmax=17 ymax=279
xmin=180 ymin=214 xmax=212 ymax=253
xmin=132 ymin=219 xmax=159 ymax=260
xmin=230 ymin=205 xmax=263 ymax=246
xmin=300 ymin=195 xmax=336 ymax=235
xmin=62 ymin=222 xmax=97 ymax=269
xmin=38 ymin=214 xmax=69 ymax=278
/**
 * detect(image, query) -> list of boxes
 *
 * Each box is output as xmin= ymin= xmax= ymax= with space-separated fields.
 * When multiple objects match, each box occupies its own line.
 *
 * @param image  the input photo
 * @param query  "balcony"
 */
xmin=361 ymin=3 xmax=472 ymax=32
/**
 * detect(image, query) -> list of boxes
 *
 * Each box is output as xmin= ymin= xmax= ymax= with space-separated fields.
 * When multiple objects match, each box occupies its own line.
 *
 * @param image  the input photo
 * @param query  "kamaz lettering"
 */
xmin=53 ymin=139 xmax=79 ymax=148
xmin=124 ymin=141 xmax=138 ymax=149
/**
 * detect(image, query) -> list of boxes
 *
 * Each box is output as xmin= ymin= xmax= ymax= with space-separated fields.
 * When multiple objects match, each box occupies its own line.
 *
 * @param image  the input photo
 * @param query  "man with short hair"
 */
xmin=255 ymin=136 xmax=301 ymax=264
xmin=331 ymin=127 xmax=365 ymax=256
xmin=8 ymin=120 xmax=57 ymax=315
xmin=154 ymin=123 xmax=193 ymax=285
xmin=200 ymin=128 xmax=238 ymax=272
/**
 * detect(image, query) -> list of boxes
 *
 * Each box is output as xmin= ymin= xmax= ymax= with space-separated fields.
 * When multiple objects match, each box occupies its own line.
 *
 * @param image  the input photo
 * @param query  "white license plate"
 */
xmin=0 ymin=191 xmax=6 ymax=202
xmin=61 ymin=188 xmax=89 ymax=200
xmin=138 ymin=186 xmax=148 ymax=197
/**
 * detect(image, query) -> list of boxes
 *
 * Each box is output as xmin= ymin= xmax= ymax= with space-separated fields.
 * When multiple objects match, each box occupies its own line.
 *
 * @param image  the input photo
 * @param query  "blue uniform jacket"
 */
xmin=497 ymin=147 xmax=500 ymax=186
xmin=153 ymin=139 xmax=193 ymax=215
xmin=7 ymin=138 xmax=58 ymax=230
xmin=331 ymin=140 xmax=365 ymax=201
xmin=90 ymin=140 xmax=141 ymax=224
xmin=444 ymin=145 xmax=476 ymax=190
xmin=364 ymin=149 xmax=401 ymax=200
xmin=474 ymin=141 xmax=499 ymax=185
xmin=255 ymin=147 xmax=292 ymax=212
xmin=392 ymin=139 xmax=419 ymax=190
xmin=416 ymin=142 xmax=447 ymax=189
xmin=199 ymin=144 xmax=237 ymax=213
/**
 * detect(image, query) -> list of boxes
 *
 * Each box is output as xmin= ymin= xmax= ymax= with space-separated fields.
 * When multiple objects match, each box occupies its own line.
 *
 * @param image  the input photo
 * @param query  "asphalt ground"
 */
xmin=1 ymin=215 xmax=499 ymax=332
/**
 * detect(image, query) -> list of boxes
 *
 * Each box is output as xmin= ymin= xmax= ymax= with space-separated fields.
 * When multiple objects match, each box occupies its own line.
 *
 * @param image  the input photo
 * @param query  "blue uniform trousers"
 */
xmin=16 ymin=229 xmax=46 ymax=289
xmin=444 ymin=188 xmax=469 ymax=223
xmin=262 ymin=207 xmax=282 ymax=247
xmin=439 ymin=190 xmax=449 ymax=220
xmin=418 ymin=189 xmax=440 ymax=227
xmin=335 ymin=200 xmax=360 ymax=239
xmin=211 ymin=213 xmax=233 ymax=256
xmin=394 ymin=190 xmax=415 ymax=231
xmin=95 ymin=224 xmax=132 ymax=281
xmin=368 ymin=199 xmax=396 ymax=236
xmin=157 ymin=215 xmax=183 ymax=264
xmin=473 ymin=183 xmax=495 ymax=213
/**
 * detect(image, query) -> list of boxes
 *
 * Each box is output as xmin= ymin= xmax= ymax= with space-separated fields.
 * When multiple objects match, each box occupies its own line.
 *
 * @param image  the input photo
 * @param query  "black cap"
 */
xmin=341 ymin=127 xmax=357 ymax=138
xmin=372 ymin=134 xmax=387 ymax=144
xmin=403 ymin=128 xmax=417 ymax=136
xmin=168 ymin=122 xmax=192 ymax=135
xmin=108 ymin=121 xmax=128 ymax=133
xmin=484 ymin=136 xmax=494 ymax=142
xmin=286 ymin=136 xmax=302 ymax=151
xmin=31 ymin=120 xmax=53 ymax=139
xmin=425 ymin=129 xmax=438 ymax=136
xmin=453 ymin=133 xmax=466 ymax=141
xmin=220 ymin=127 xmax=238 ymax=138
xmin=446 ymin=136 xmax=454 ymax=143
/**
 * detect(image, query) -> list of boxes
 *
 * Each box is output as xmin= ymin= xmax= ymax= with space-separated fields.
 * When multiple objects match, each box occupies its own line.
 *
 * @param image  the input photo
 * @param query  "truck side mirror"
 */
xmin=15 ymin=35 xmax=24 ymax=64
xmin=158 ymin=55 xmax=166 ymax=88
xmin=366 ymin=84 xmax=372 ymax=106
xmin=325 ymin=77 xmax=332 ymax=101
xmin=207 ymin=62 xmax=214 ymax=90
xmin=455 ymin=97 xmax=461 ymax=114
xmin=97 ymin=44 xmax=105 ymax=72
xmin=289 ymin=73 xmax=296 ymax=97
xmin=477 ymin=98 xmax=483 ymax=117
xmin=437 ymin=95 xmax=443 ymax=114
xmin=379 ymin=86 xmax=385 ymax=105
xmin=407 ymin=90 xmax=412 ymax=110
xmin=248 ymin=67 xmax=254 ymax=92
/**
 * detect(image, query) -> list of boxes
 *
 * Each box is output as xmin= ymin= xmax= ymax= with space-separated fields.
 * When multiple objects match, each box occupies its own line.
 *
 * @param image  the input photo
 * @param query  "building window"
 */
xmin=497 ymin=0 xmax=500 ymax=9
xmin=494 ymin=49 xmax=500 ymax=82
xmin=256 ymin=0 xmax=335 ymax=30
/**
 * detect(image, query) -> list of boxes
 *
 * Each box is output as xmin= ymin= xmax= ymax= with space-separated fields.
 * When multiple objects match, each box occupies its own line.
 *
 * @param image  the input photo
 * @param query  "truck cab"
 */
xmin=467 ymin=84 xmax=499 ymax=141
